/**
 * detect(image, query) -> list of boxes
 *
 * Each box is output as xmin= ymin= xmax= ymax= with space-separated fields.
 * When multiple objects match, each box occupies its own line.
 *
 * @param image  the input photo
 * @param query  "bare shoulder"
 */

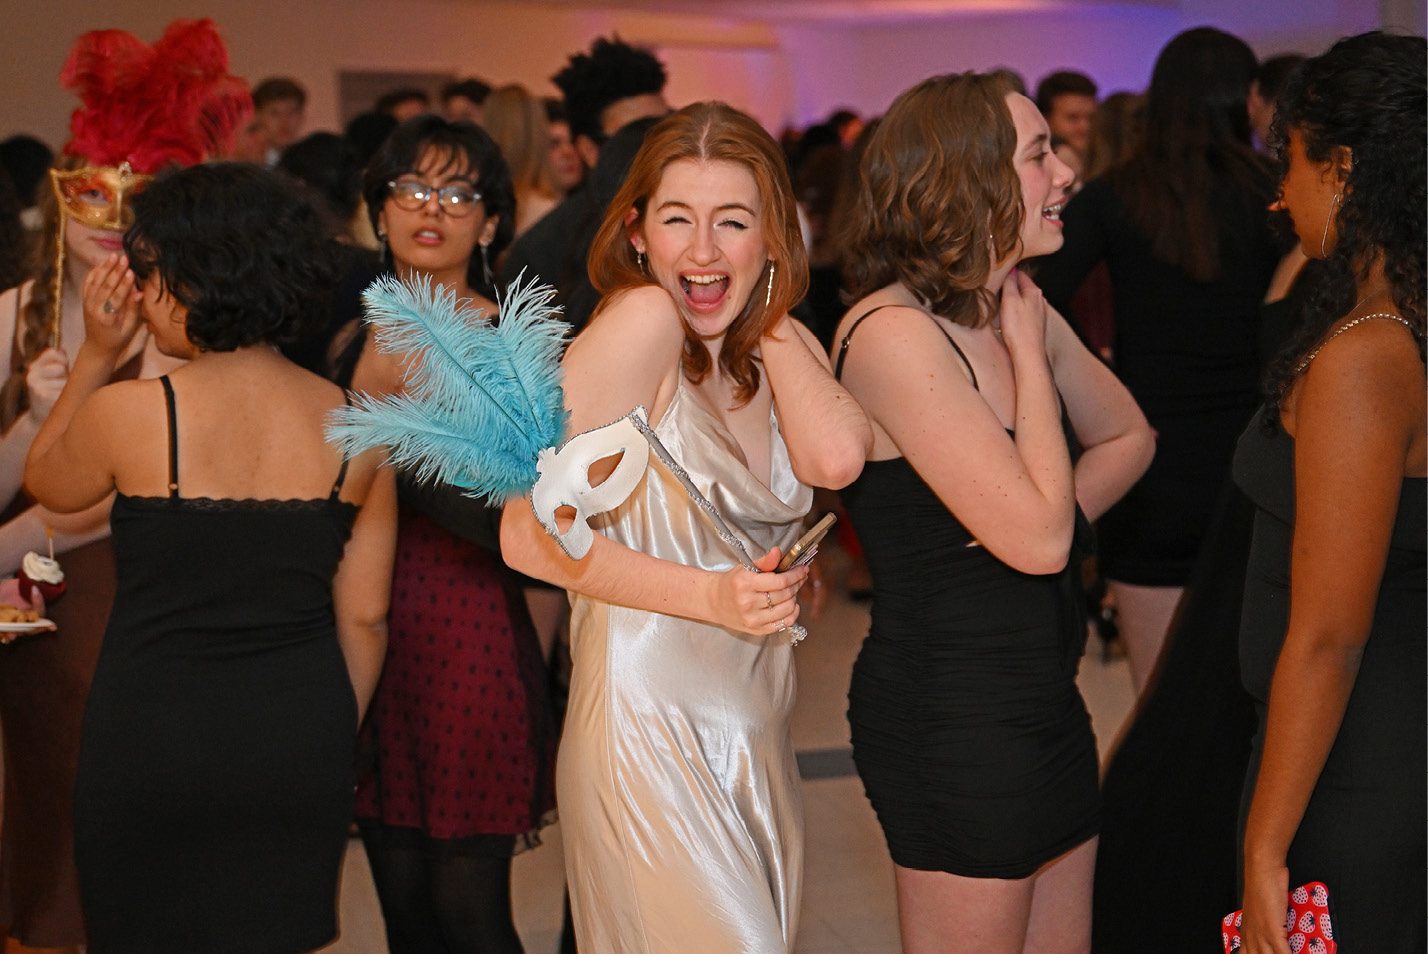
xmin=86 ymin=377 xmax=163 ymax=418
xmin=80 ymin=378 xmax=167 ymax=469
xmin=571 ymin=285 xmax=684 ymax=357
xmin=833 ymin=297 xmax=955 ymax=373
xmin=1301 ymin=318 xmax=1425 ymax=404
xmin=1290 ymin=317 xmax=1426 ymax=446
xmin=563 ymin=286 xmax=683 ymax=426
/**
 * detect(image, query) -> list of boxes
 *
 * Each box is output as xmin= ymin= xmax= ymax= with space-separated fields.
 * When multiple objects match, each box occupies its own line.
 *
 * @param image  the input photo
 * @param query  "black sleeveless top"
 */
xmin=834 ymin=305 xmax=1093 ymax=653
xmin=74 ymin=375 xmax=362 ymax=954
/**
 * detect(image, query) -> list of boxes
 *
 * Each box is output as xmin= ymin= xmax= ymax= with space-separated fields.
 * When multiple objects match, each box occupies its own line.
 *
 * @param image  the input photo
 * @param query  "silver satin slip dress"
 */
xmin=559 ymin=379 xmax=812 ymax=954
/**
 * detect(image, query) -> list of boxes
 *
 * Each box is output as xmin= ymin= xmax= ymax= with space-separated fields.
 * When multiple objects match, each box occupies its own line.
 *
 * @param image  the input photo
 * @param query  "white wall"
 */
xmin=1 ymin=0 xmax=1407 ymax=151
xmin=776 ymin=6 xmax=1180 ymax=126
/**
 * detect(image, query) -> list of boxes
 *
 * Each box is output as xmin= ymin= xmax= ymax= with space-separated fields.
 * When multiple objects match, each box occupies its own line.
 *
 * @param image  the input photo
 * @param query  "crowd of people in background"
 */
xmin=0 ymin=18 xmax=1422 ymax=954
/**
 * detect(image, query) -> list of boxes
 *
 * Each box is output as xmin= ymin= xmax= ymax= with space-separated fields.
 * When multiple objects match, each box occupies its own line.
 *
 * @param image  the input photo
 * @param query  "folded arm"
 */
xmin=501 ymin=285 xmax=807 ymax=634
xmin=1044 ymin=307 xmax=1154 ymax=522
xmin=761 ymin=316 xmax=871 ymax=489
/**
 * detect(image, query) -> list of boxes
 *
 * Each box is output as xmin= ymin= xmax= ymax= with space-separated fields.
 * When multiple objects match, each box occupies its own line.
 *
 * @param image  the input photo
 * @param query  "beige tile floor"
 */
xmin=323 ymin=559 xmax=1136 ymax=954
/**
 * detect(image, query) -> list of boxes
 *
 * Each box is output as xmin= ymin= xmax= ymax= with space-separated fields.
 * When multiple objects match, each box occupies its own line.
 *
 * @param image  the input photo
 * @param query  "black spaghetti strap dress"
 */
xmin=836 ymin=308 xmax=1098 ymax=878
xmin=73 ymin=376 xmax=361 ymax=954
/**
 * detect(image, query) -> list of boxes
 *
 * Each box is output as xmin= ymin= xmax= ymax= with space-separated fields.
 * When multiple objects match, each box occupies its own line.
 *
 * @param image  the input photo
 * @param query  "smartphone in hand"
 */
xmin=776 ymin=513 xmax=837 ymax=572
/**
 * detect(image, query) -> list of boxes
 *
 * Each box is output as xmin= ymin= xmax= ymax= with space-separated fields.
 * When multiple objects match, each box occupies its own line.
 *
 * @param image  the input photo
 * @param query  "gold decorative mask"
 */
xmin=49 ymin=162 xmax=153 ymax=231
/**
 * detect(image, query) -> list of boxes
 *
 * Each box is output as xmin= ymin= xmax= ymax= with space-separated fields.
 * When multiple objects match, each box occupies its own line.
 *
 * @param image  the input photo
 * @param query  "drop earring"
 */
xmin=480 ymin=242 xmax=494 ymax=288
xmin=765 ymin=261 xmax=775 ymax=309
xmin=377 ymin=229 xmax=389 ymax=270
xmin=1320 ymin=192 xmax=1341 ymax=257
xmin=637 ymin=250 xmax=647 ymax=274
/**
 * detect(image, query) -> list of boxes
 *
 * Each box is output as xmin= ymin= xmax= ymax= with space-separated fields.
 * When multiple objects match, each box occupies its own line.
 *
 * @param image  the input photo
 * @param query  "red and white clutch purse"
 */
xmin=1222 ymin=882 xmax=1336 ymax=954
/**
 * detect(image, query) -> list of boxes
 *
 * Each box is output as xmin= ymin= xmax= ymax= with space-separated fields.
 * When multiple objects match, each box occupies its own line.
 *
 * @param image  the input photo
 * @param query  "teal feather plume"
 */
xmin=325 ymin=272 xmax=569 ymax=501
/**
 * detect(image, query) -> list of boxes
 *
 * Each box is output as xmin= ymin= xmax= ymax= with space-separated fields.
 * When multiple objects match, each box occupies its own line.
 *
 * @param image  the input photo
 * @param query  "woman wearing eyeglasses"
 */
xmin=342 ymin=116 xmax=558 ymax=954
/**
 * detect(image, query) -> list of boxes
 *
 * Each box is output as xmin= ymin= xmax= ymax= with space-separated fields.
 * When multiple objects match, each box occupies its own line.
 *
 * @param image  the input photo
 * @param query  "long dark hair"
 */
xmin=1263 ymin=31 xmax=1427 ymax=406
xmin=1108 ymin=27 xmax=1275 ymax=282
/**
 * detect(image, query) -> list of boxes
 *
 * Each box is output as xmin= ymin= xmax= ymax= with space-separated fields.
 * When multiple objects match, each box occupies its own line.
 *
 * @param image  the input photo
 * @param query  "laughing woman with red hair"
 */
xmin=501 ymin=102 xmax=871 ymax=953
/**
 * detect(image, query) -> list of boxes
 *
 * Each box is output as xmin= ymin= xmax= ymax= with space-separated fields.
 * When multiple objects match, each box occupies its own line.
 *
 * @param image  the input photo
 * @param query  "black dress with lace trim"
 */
xmin=74 ymin=376 xmax=359 ymax=954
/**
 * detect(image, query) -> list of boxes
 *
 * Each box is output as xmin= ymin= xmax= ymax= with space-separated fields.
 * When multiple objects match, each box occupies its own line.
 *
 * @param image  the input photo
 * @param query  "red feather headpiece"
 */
xmin=60 ymin=19 xmax=251 ymax=174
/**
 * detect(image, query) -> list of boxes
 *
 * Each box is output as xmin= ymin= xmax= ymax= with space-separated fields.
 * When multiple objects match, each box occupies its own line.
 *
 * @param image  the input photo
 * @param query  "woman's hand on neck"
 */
xmin=985 ymin=258 xmax=1017 ymax=298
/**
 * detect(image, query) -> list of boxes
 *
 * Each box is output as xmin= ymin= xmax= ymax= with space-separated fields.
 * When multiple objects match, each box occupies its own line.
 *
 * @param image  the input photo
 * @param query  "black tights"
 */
xmin=361 ymin=832 xmax=524 ymax=954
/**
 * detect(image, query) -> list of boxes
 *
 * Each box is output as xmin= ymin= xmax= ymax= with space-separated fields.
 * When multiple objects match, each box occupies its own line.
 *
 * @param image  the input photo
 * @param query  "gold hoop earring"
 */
xmin=1320 ymin=192 xmax=1341 ymax=257
xmin=765 ymin=261 xmax=775 ymax=309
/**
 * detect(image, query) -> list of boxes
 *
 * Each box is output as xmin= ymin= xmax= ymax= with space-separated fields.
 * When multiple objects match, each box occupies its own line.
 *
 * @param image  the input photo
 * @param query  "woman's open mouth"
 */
xmin=680 ymin=273 xmax=730 ymax=310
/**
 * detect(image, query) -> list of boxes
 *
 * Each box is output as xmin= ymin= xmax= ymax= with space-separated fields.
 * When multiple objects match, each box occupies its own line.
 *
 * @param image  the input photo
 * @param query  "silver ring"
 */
xmin=102 ymin=301 xmax=115 ymax=314
xmin=764 ymin=592 xmax=774 ymax=610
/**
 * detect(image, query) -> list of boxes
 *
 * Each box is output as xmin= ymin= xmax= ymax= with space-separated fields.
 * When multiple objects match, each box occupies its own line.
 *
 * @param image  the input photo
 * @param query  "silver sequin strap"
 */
xmin=1295 ymin=313 xmax=1418 ymax=374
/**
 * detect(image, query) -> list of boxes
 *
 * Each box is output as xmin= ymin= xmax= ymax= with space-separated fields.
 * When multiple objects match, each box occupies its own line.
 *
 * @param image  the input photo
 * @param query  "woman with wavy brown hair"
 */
xmin=832 ymin=73 xmax=1152 ymax=953
xmin=501 ymin=101 xmax=871 ymax=953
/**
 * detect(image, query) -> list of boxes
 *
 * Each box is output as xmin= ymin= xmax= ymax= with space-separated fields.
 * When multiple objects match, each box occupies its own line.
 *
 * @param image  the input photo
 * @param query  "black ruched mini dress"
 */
xmin=74 ymin=377 xmax=359 ymax=954
xmin=837 ymin=310 xmax=1099 ymax=878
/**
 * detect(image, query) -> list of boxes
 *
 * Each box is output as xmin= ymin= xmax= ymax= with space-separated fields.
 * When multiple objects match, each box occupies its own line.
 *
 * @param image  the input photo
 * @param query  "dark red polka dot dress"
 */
xmin=354 ymin=503 xmax=556 ymax=854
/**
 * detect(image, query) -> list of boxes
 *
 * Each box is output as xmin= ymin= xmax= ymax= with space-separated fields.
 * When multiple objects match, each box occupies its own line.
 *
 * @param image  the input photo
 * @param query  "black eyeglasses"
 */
xmin=386 ymin=178 xmax=482 ymax=216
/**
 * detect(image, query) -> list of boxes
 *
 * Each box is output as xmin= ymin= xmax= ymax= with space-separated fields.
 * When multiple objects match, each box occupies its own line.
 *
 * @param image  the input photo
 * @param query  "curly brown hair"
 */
xmin=844 ymin=72 xmax=1023 ymax=329
xmin=587 ymin=102 xmax=809 ymax=405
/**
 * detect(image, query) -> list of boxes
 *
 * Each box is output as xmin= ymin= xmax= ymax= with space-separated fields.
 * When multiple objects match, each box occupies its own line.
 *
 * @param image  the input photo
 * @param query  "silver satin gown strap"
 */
xmin=560 ymin=380 xmax=813 ymax=954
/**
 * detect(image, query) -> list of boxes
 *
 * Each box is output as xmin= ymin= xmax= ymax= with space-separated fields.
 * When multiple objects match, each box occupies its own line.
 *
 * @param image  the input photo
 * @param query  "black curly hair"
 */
xmin=552 ymin=36 xmax=667 ymax=144
xmin=1263 ymin=31 xmax=1427 ymax=408
xmin=361 ymin=115 xmax=515 ymax=298
xmin=123 ymin=162 xmax=341 ymax=352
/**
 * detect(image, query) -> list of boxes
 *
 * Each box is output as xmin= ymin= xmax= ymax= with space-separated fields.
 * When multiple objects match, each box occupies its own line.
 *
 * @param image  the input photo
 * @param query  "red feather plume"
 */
xmin=60 ymin=19 xmax=252 ymax=174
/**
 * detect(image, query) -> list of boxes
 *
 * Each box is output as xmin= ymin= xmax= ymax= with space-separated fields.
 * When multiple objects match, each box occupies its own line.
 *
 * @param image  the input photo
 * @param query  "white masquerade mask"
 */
xmin=528 ymin=411 xmax=651 ymax=559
